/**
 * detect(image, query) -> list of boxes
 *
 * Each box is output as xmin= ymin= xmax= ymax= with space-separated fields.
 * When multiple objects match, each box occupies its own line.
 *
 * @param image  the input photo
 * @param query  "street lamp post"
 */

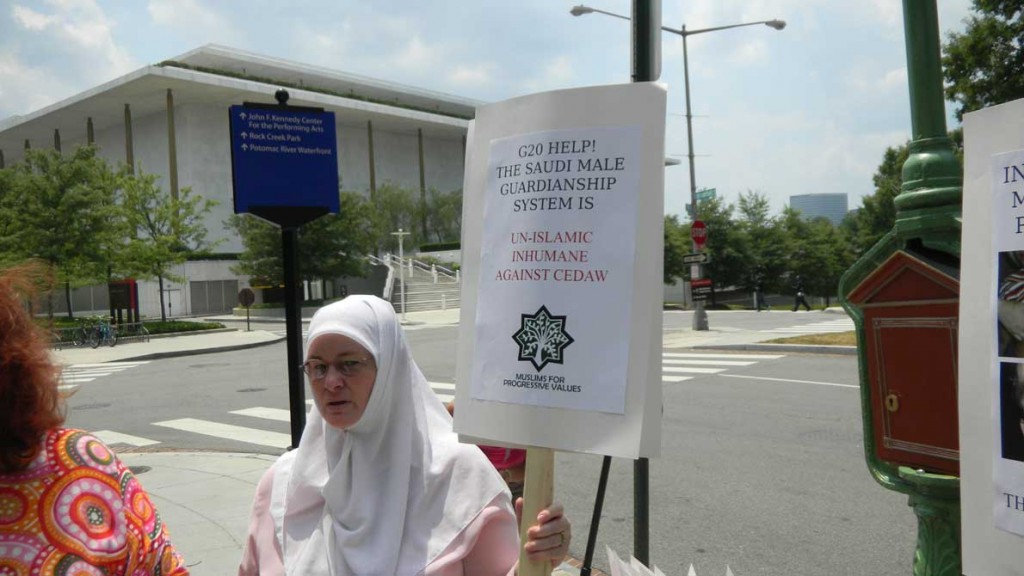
xmin=571 ymin=5 xmax=785 ymax=331
xmin=391 ymin=228 xmax=410 ymax=323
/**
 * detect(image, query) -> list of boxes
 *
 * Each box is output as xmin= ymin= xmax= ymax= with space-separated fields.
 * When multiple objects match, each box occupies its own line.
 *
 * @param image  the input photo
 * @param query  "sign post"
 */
xmin=690 ymin=219 xmax=707 ymax=249
xmin=229 ymin=89 xmax=339 ymax=448
xmin=238 ymin=288 xmax=255 ymax=332
xmin=457 ymin=81 xmax=665 ymax=576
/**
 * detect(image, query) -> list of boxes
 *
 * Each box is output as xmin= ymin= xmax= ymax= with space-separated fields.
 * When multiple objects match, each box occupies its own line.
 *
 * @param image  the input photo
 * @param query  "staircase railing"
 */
xmin=366 ymin=254 xmax=460 ymax=302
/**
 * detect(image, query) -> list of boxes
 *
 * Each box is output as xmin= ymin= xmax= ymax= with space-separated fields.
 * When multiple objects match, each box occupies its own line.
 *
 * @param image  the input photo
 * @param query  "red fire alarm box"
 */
xmin=846 ymin=249 xmax=959 ymax=476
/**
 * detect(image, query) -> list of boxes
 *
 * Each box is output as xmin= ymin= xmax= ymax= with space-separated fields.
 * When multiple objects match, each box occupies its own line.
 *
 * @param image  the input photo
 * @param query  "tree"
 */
xmin=423 ymin=188 xmax=462 ymax=245
xmin=854 ymin=144 xmax=907 ymax=254
xmin=117 ymin=170 xmax=220 ymax=321
xmin=736 ymin=191 xmax=787 ymax=293
xmin=372 ymin=183 xmax=423 ymax=253
xmin=693 ymin=197 xmax=746 ymax=298
xmin=2 ymin=147 xmax=120 ymax=317
xmin=663 ymin=215 xmax=689 ymax=284
xmin=229 ymin=191 xmax=378 ymax=290
xmin=943 ymin=0 xmax=1024 ymax=121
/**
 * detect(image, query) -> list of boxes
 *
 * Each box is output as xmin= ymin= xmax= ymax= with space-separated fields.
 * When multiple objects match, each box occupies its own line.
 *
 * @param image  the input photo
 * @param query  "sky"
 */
xmin=0 ymin=0 xmax=975 ymax=220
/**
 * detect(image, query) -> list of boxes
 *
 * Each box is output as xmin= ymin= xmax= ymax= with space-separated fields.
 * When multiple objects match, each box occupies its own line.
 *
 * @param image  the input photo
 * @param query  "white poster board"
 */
xmin=962 ymin=98 xmax=1024 ymax=574
xmin=455 ymin=82 xmax=665 ymax=459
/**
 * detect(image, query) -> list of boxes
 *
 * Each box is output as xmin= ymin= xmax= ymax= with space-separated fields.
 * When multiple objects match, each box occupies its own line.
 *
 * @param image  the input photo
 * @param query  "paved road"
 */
xmin=61 ymin=315 xmax=920 ymax=575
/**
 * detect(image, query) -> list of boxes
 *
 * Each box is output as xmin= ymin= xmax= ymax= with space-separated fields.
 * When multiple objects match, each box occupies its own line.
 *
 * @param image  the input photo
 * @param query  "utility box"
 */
xmin=846 ymin=249 xmax=959 ymax=476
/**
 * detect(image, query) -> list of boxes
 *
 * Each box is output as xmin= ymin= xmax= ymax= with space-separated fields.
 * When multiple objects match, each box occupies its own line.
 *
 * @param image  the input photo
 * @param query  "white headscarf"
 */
xmin=269 ymin=295 xmax=508 ymax=575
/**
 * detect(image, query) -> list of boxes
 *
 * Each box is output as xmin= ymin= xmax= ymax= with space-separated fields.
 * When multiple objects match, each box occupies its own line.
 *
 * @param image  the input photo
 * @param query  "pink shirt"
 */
xmin=238 ymin=463 xmax=520 ymax=576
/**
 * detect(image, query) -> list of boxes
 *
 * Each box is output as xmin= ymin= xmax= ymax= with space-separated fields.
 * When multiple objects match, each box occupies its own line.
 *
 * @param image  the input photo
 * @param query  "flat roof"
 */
xmin=0 ymin=45 xmax=479 ymax=164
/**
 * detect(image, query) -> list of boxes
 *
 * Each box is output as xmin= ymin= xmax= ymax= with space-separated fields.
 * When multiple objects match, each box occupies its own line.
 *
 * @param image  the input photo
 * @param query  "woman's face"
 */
xmin=304 ymin=334 xmax=377 ymax=430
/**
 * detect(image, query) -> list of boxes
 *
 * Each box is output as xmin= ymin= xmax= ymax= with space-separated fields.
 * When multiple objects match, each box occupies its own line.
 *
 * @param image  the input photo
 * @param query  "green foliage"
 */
xmin=420 ymin=241 xmax=461 ymax=252
xmin=116 ymin=170 xmax=220 ymax=283
xmin=423 ymin=188 xmax=462 ymax=245
xmin=943 ymin=0 xmax=1024 ymax=121
xmin=0 ymin=147 xmax=121 ymax=317
xmin=663 ymin=214 xmax=689 ymax=284
xmin=228 ymin=191 xmax=377 ymax=286
xmin=736 ymin=191 xmax=787 ymax=292
xmin=142 ymin=320 xmax=225 ymax=335
xmin=695 ymin=197 xmax=748 ymax=291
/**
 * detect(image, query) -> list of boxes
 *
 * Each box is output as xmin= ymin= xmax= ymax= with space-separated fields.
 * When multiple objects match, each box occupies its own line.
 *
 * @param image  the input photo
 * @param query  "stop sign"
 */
xmin=691 ymin=220 xmax=707 ymax=248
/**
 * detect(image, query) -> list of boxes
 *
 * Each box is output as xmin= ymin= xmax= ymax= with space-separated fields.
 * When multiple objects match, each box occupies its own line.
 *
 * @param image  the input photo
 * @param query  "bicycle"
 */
xmin=88 ymin=317 xmax=118 ymax=348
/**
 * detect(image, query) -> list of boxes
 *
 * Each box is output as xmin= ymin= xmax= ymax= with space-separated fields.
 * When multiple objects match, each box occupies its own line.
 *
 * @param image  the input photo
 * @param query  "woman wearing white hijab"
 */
xmin=239 ymin=295 xmax=571 ymax=575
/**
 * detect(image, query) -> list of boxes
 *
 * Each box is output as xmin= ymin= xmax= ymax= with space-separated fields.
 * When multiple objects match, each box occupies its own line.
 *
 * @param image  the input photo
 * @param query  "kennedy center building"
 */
xmin=0 ymin=44 xmax=476 ymax=317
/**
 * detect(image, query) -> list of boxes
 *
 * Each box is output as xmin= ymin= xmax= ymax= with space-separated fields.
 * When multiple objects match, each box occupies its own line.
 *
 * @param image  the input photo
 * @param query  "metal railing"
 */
xmin=50 ymin=321 xmax=150 ymax=349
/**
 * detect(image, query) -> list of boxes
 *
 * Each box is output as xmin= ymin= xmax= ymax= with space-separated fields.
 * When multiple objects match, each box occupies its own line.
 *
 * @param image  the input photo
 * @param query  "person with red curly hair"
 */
xmin=0 ymin=264 xmax=190 ymax=575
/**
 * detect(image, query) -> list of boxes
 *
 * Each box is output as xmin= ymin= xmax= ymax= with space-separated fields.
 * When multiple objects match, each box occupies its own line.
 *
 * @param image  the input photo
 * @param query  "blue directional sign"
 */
xmin=229 ymin=105 xmax=340 ymax=217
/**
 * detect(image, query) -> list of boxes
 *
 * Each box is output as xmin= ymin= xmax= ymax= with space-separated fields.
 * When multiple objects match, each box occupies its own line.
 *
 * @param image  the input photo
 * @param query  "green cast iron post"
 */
xmin=838 ymin=1 xmax=962 ymax=574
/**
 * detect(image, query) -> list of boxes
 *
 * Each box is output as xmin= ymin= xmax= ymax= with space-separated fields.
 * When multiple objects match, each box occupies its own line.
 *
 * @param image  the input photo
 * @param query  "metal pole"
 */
xmin=580 ymin=456 xmax=612 ymax=576
xmin=632 ymin=0 xmax=655 ymax=566
xmin=682 ymin=29 xmax=709 ymax=331
xmin=283 ymin=227 xmax=306 ymax=448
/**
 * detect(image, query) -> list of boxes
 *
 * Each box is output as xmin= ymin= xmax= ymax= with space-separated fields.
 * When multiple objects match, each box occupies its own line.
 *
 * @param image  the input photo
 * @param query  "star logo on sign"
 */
xmin=512 ymin=305 xmax=574 ymax=372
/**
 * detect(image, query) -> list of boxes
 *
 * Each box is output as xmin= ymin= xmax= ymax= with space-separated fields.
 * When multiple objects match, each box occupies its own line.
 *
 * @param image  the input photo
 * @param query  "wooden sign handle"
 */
xmin=518 ymin=446 xmax=555 ymax=576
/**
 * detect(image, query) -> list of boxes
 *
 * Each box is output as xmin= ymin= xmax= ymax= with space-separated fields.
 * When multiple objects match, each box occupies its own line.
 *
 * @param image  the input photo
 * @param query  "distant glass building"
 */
xmin=789 ymin=193 xmax=849 ymax=226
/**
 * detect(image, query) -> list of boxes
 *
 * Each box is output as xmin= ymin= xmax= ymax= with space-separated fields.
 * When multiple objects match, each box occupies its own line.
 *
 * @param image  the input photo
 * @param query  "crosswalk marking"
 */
xmin=90 ymin=352 xmax=785 ymax=450
xmin=763 ymin=318 xmax=854 ymax=334
xmin=61 ymin=361 xmax=149 ymax=385
xmin=662 ymin=359 xmax=755 ymax=366
xmin=153 ymin=418 xmax=291 ymax=449
xmin=230 ymin=407 xmax=292 ymax=422
xmin=662 ymin=352 xmax=785 ymax=360
xmin=93 ymin=430 xmax=161 ymax=447
xmin=663 ymin=366 xmax=725 ymax=374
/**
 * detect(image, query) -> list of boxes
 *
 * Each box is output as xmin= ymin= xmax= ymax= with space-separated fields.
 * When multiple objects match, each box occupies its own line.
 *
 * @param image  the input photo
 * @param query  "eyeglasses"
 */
xmin=300 ymin=356 xmax=374 ymax=380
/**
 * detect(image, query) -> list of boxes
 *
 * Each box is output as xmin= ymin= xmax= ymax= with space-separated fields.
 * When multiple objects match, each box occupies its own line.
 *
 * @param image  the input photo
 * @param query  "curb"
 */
xmin=696 ymin=343 xmax=857 ymax=355
xmin=98 ymin=334 xmax=287 ymax=362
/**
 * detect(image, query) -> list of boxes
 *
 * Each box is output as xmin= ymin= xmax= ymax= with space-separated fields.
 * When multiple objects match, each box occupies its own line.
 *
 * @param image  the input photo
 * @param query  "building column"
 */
xmin=87 ymin=117 xmax=94 ymax=145
xmin=367 ymin=120 xmax=377 ymax=202
xmin=24 ymin=139 xmax=30 ymax=151
xmin=53 ymin=129 xmax=61 ymax=153
xmin=124 ymin=104 xmax=135 ymax=174
xmin=418 ymin=128 xmax=427 ymax=240
xmin=0 ymin=150 xmax=5 ymax=169
xmin=167 ymin=89 xmax=179 ymax=199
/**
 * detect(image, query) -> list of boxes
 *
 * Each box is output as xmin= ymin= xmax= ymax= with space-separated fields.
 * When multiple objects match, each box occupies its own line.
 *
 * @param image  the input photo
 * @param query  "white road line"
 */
xmin=92 ymin=430 xmax=161 ymax=447
xmin=62 ymin=377 xmax=97 ymax=383
xmin=662 ymin=376 xmax=693 ymax=383
xmin=153 ymin=418 xmax=291 ymax=449
xmin=662 ymin=353 xmax=785 ymax=360
xmin=662 ymin=366 xmax=725 ymax=374
xmin=429 ymin=382 xmax=456 ymax=391
xmin=230 ymin=407 xmax=291 ymax=422
xmin=63 ymin=362 xmax=150 ymax=368
xmin=718 ymin=374 xmax=858 ymax=389
xmin=662 ymin=359 xmax=755 ymax=366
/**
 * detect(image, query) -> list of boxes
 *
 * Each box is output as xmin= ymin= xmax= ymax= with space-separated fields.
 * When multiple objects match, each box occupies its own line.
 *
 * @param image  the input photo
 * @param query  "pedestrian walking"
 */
xmin=792 ymin=275 xmax=811 ymax=311
xmin=755 ymin=278 xmax=769 ymax=312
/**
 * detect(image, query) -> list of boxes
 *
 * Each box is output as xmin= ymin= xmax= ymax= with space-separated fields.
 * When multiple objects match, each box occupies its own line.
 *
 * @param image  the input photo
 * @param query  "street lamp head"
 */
xmin=570 ymin=5 xmax=593 ymax=17
xmin=765 ymin=19 xmax=786 ymax=30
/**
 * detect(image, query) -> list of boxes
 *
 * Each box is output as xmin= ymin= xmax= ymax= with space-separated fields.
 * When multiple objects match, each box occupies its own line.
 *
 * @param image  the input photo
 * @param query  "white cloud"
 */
xmin=12 ymin=5 xmax=55 ymax=30
xmin=520 ymin=55 xmax=575 ymax=95
xmin=0 ymin=0 xmax=138 ymax=119
xmin=448 ymin=63 xmax=496 ymax=86
xmin=147 ymin=0 xmax=243 ymax=47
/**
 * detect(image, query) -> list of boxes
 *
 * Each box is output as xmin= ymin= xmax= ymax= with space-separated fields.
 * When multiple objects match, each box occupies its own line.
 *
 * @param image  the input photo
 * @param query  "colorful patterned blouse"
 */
xmin=0 ymin=428 xmax=189 ymax=575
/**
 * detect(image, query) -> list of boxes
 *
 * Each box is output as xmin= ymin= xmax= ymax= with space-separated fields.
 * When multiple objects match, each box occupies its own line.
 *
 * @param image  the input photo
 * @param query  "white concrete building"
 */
xmin=0 ymin=45 xmax=478 ymax=318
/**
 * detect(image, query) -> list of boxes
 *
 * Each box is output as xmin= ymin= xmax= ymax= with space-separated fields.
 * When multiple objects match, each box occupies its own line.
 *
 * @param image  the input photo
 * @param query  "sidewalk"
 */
xmin=60 ymin=307 xmax=848 ymax=575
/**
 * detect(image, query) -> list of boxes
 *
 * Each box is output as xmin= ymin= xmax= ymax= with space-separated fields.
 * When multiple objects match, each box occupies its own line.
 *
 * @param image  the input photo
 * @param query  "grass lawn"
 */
xmin=764 ymin=331 xmax=857 ymax=346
